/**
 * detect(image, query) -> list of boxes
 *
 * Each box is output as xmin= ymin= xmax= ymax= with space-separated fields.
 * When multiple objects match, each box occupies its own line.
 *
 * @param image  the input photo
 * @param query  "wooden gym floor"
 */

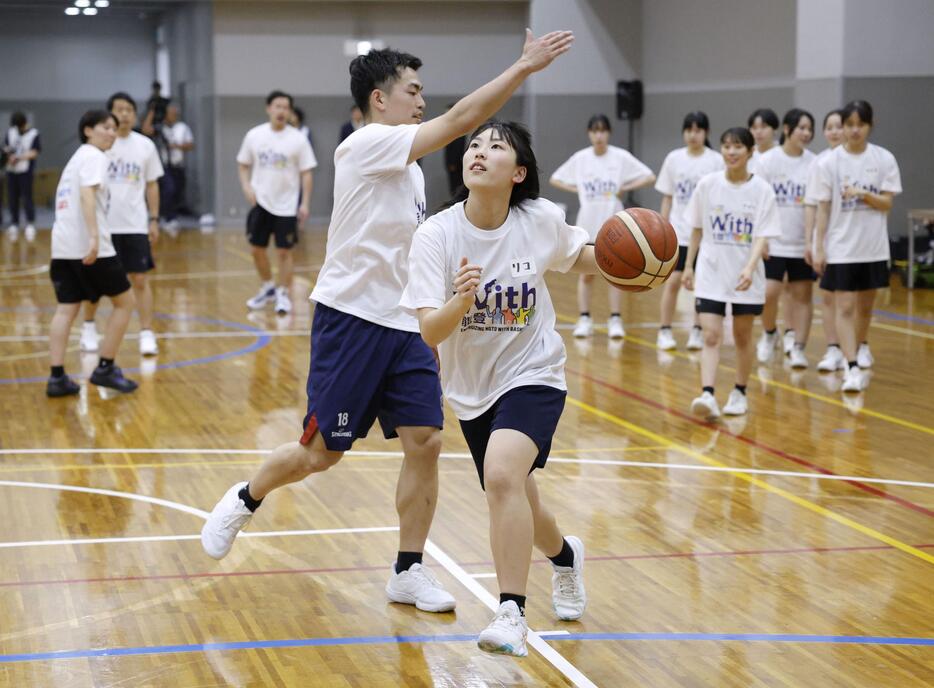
xmin=0 ymin=227 xmax=932 ymax=687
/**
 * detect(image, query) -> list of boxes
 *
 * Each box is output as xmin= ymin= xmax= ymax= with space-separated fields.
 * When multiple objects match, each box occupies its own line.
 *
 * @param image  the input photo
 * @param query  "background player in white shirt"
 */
xmin=813 ymin=100 xmax=901 ymax=392
xmin=3 ymin=111 xmax=41 ymax=242
xmin=161 ymin=103 xmax=194 ymax=235
xmin=237 ymin=90 xmax=316 ymax=315
xmin=549 ymin=114 xmax=655 ymax=339
xmin=654 ymin=111 xmax=723 ymax=351
xmin=403 ymin=121 xmax=594 ymax=657
xmin=201 ymin=31 xmax=574 ymax=614
xmin=755 ymin=108 xmax=816 ymax=369
xmin=81 ymin=93 xmax=164 ymax=357
xmin=683 ymin=127 xmax=781 ymax=419
xmin=46 ymin=111 xmax=138 ymax=397
xmin=747 ymin=108 xmax=778 ymax=173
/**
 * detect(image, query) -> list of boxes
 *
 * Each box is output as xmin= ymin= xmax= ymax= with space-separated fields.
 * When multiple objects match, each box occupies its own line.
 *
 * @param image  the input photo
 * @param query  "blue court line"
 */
xmin=2 ymin=631 xmax=932 ymax=663
xmin=873 ymin=309 xmax=934 ymax=327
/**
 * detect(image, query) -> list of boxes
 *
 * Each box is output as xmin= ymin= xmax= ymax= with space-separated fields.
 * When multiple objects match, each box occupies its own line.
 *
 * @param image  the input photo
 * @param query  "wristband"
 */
xmin=149 ymin=216 xmax=159 ymax=222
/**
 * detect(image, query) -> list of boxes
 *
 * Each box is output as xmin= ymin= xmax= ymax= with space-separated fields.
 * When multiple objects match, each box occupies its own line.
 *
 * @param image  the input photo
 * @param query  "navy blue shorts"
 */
xmin=112 ymin=234 xmax=156 ymax=273
xmin=300 ymin=304 xmax=444 ymax=451
xmin=764 ymin=256 xmax=815 ymax=282
xmin=458 ymin=385 xmax=567 ymax=490
xmin=819 ymin=261 xmax=889 ymax=292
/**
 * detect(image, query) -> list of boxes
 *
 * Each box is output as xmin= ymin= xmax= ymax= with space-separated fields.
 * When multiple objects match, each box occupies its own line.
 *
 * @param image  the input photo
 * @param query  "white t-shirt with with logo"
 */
xmin=311 ymin=123 xmax=427 ymax=332
xmin=812 ymin=143 xmax=901 ymax=264
xmin=654 ymin=147 xmax=724 ymax=245
xmin=401 ymin=198 xmax=589 ymax=420
xmin=164 ymin=121 xmax=193 ymax=167
xmin=686 ymin=171 xmax=781 ymax=305
xmin=106 ymin=131 xmax=164 ymax=235
xmin=551 ymin=146 xmax=653 ymax=240
xmin=755 ymin=146 xmax=815 ymax=258
xmin=51 ymin=144 xmax=116 ymax=260
xmin=236 ymin=123 xmax=317 ymax=217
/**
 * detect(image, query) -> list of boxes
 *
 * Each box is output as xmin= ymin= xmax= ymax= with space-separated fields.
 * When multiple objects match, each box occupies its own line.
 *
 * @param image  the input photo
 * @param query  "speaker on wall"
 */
xmin=616 ymin=80 xmax=643 ymax=120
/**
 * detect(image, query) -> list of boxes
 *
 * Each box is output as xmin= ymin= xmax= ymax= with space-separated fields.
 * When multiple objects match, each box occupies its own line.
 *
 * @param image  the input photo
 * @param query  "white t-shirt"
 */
xmin=236 ymin=123 xmax=317 ymax=217
xmin=654 ymin=147 xmax=724 ymax=245
xmin=401 ymin=198 xmax=589 ymax=420
xmin=311 ymin=123 xmax=427 ymax=332
xmin=51 ymin=144 xmax=116 ymax=260
xmin=686 ymin=171 xmax=781 ymax=304
xmin=106 ymin=131 xmax=164 ymax=235
xmin=804 ymin=148 xmax=834 ymax=206
xmin=812 ymin=143 xmax=902 ymax=264
xmin=164 ymin=122 xmax=193 ymax=167
xmin=551 ymin=146 xmax=653 ymax=239
xmin=755 ymin=146 xmax=815 ymax=258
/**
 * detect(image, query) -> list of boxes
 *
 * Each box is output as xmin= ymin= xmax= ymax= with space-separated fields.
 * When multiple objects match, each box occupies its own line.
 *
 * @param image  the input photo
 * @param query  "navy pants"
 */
xmin=8 ymin=171 xmax=35 ymax=224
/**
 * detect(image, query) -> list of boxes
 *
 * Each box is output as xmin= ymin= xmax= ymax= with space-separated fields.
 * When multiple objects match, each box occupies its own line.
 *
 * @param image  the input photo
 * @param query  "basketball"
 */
xmin=594 ymin=208 xmax=679 ymax=292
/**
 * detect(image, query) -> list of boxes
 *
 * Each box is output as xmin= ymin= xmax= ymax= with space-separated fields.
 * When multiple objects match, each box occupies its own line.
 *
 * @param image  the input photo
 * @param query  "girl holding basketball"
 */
xmin=655 ymin=111 xmax=723 ymax=351
xmin=402 ymin=120 xmax=595 ymax=657
xmin=682 ymin=127 xmax=781 ymax=419
xmin=549 ymin=114 xmax=655 ymax=340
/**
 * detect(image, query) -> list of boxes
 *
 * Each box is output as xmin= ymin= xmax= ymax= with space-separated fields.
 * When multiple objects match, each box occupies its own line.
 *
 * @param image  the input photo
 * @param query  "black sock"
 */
xmin=97 ymin=357 xmax=114 ymax=370
xmin=860 ymin=341 xmax=868 ymax=346
xmin=395 ymin=551 xmax=423 ymax=573
xmin=702 ymin=386 xmax=714 ymax=395
xmin=794 ymin=342 xmax=805 ymax=351
xmin=765 ymin=328 xmax=777 ymax=335
xmin=84 ymin=319 xmax=95 ymax=325
xmin=500 ymin=593 xmax=526 ymax=616
xmin=238 ymin=483 xmax=263 ymax=512
xmin=828 ymin=343 xmax=840 ymax=349
xmin=848 ymin=361 xmax=859 ymax=369
xmin=783 ymin=328 xmax=793 ymax=335
xmin=610 ymin=312 xmax=621 ymax=319
xmin=692 ymin=325 xmax=702 ymax=331
xmin=548 ymin=538 xmax=576 ymax=568
xmin=734 ymin=384 xmax=747 ymax=395
xmin=660 ymin=325 xmax=672 ymax=331
xmin=580 ymin=311 xmax=590 ymax=318
xmin=51 ymin=366 xmax=65 ymax=378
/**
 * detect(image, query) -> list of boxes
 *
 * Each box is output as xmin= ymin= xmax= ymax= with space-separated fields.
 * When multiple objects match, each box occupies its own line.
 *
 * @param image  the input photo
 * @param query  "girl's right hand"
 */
xmin=812 ymin=248 xmax=826 ymax=276
xmin=682 ymin=268 xmax=694 ymax=291
xmin=453 ymin=257 xmax=483 ymax=303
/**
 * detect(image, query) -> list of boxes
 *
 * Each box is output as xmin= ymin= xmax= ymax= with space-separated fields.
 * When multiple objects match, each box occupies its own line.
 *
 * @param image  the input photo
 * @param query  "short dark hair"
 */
xmin=587 ymin=114 xmax=612 ymax=132
xmin=292 ymin=106 xmax=305 ymax=123
xmin=79 ymin=109 xmax=116 ymax=143
xmin=107 ymin=91 xmax=137 ymax=113
xmin=151 ymin=80 xmax=161 ymax=91
xmin=682 ymin=110 xmax=711 ymax=147
xmin=720 ymin=127 xmax=755 ymax=151
xmin=266 ymin=90 xmax=294 ymax=108
xmin=349 ymin=48 xmax=422 ymax=116
xmin=10 ymin=112 xmax=27 ymax=128
xmin=841 ymin=99 xmax=873 ymax=127
xmin=747 ymin=108 xmax=779 ymax=130
xmin=779 ymin=108 xmax=814 ymax=144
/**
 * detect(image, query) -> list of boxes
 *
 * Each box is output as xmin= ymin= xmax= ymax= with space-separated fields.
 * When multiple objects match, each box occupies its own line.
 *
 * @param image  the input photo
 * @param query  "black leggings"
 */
xmin=8 ymin=171 xmax=35 ymax=224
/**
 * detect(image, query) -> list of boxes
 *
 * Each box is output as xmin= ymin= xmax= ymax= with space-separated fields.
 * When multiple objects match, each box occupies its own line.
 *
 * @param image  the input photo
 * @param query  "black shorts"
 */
xmin=246 ymin=205 xmax=298 ymax=249
xmin=112 ymin=233 xmax=155 ymax=273
xmin=50 ymin=257 xmax=131 ymax=304
xmin=819 ymin=261 xmax=889 ymax=292
xmin=674 ymin=245 xmax=696 ymax=272
xmin=764 ymin=256 xmax=815 ymax=282
xmin=695 ymin=298 xmax=763 ymax=317
xmin=458 ymin=385 xmax=566 ymax=490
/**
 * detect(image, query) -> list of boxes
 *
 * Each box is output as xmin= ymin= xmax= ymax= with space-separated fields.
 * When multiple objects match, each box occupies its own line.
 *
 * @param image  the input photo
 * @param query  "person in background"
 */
xmin=142 ymin=81 xmax=169 ymax=136
xmin=4 ymin=111 xmax=41 ymax=243
xmin=443 ymin=102 xmax=467 ymax=195
xmin=161 ymin=103 xmax=194 ymax=234
xmin=339 ymin=104 xmax=364 ymax=143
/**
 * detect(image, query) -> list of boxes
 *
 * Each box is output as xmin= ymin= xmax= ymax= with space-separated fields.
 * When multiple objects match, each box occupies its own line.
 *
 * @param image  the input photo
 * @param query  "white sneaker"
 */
xmin=7 ymin=224 xmax=18 ymax=242
xmin=477 ymin=601 xmax=528 ymax=657
xmin=656 ymin=328 xmax=677 ymax=350
xmin=842 ymin=366 xmax=865 ymax=393
xmin=817 ymin=347 xmax=845 ymax=372
xmin=756 ymin=331 xmax=778 ymax=363
xmin=246 ymin=282 xmax=276 ymax=310
xmin=722 ymin=389 xmax=748 ymax=415
xmin=783 ymin=329 xmax=796 ymax=356
xmin=789 ymin=347 xmax=808 ymax=369
xmin=79 ymin=322 xmax=100 ymax=353
xmin=552 ymin=535 xmax=586 ymax=621
xmin=690 ymin=391 xmax=720 ymax=420
xmin=24 ymin=224 xmax=36 ymax=242
xmin=274 ymin=286 xmax=292 ymax=315
xmin=201 ymin=481 xmax=254 ymax=560
xmin=857 ymin=343 xmax=874 ymax=369
xmin=139 ymin=329 xmax=159 ymax=356
xmin=607 ymin=315 xmax=625 ymax=339
xmin=686 ymin=326 xmax=704 ymax=351
xmin=572 ymin=315 xmax=593 ymax=338
xmin=385 ymin=562 xmax=456 ymax=612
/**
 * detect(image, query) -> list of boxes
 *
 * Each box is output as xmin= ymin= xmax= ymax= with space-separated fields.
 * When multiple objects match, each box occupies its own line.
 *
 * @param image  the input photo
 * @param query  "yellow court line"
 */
xmin=565 ymin=395 xmax=934 ymax=566
xmin=557 ymin=313 xmax=934 ymax=437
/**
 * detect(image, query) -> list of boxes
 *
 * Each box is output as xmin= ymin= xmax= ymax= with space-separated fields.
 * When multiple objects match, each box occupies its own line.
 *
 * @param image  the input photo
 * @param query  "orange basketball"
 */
xmin=594 ymin=208 xmax=679 ymax=292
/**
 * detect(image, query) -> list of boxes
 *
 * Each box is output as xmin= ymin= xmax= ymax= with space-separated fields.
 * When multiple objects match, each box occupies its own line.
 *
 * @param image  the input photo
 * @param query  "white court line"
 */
xmin=0 ymin=330 xmax=308 ymax=343
xmin=425 ymin=540 xmax=598 ymax=688
xmin=468 ymin=573 xmax=497 ymax=579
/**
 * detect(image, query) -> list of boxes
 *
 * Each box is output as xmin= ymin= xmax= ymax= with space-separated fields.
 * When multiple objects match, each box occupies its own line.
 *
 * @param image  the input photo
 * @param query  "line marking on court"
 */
xmin=871 ymin=322 xmax=934 ymax=340
xmin=564 ymin=396 xmax=934 ymax=566
xmin=0 ymin=329 xmax=309 ymax=343
xmin=468 ymin=573 xmax=497 ymax=579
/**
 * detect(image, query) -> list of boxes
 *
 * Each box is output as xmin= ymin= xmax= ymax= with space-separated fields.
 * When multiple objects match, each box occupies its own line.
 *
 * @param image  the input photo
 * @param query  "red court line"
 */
xmin=566 ymin=367 xmax=934 ymax=519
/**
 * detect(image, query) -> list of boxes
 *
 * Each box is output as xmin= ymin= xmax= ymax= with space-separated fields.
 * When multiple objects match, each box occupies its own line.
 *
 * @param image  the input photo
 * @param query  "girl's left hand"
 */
xmin=842 ymin=185 xmax=863 ymax=201
xmin=736 ymin=266 xmax=753 ymax=291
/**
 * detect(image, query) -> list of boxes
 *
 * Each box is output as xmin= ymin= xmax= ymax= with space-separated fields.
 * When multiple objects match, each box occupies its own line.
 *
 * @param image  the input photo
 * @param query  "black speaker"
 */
xmin=616 ymin=80 xmax=643 ymax=120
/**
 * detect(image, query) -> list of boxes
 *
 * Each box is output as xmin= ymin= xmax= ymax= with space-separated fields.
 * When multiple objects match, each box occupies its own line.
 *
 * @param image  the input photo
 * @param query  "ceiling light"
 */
xmin=75 ymin=0 xmax=90 ymax=7
xmin=65 ymin=6 xmax=80 ymax=14
xmin=95 ymin=0 xmax=110 ymax=6
xmin=83 ymin=6 xmax=98 ymax=14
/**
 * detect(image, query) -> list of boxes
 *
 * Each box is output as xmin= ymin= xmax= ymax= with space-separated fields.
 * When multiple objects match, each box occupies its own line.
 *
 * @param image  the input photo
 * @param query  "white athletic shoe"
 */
xmin=201 ymin=481 xmax=254 ymax=560
xmin=686 ymin=326 xmax=704 ymax=351
xmin=274 ymin=286 xmax=292 ymax=315
xmin=722 ymin=389 xmax=748 ymax=416
xmin=572 ymin=315 xmax=593 ymax=338
xmin=477 ymin=601 xmax=528 ymax=657
xmin=79 ymin=322 xmax=100 ymax=353
xmin=24 ymin=224 xmax=36 ymax=243
xmin=857 ymin=343 xmax=874 ymax=369
xmin=841 ymin=366 xmax=865 ymax=393
xmin=690 ymin=391 xmax=721 ymax=420
xmin=246 ymin=282 xmax=276 ymax=310
xmin=552 ymin=536 xmax=586 ymax=621
xmin=7 ymin=224 xmax=18 ymax=242
xmin=139 ymin=329 xmax=159 ymax=356
xmin=607 ymin=315 xmax=625 ymax=339
xmin=817 ymin=347 xmax=845 ymax=372
xmin=385 ymin=562 xmax=456 ymax=612
xmin=656 ymin=328 xmax=677 ymax=350
xmin=163 ymin=219 xmax=181 ymax=238
xmin=756 ymin=331 xmax=778 ymax=363
xmin=783 ymin=329 xmax=796 ymax=356
xmin=789 ymin=347 xmax=808 ymax=369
